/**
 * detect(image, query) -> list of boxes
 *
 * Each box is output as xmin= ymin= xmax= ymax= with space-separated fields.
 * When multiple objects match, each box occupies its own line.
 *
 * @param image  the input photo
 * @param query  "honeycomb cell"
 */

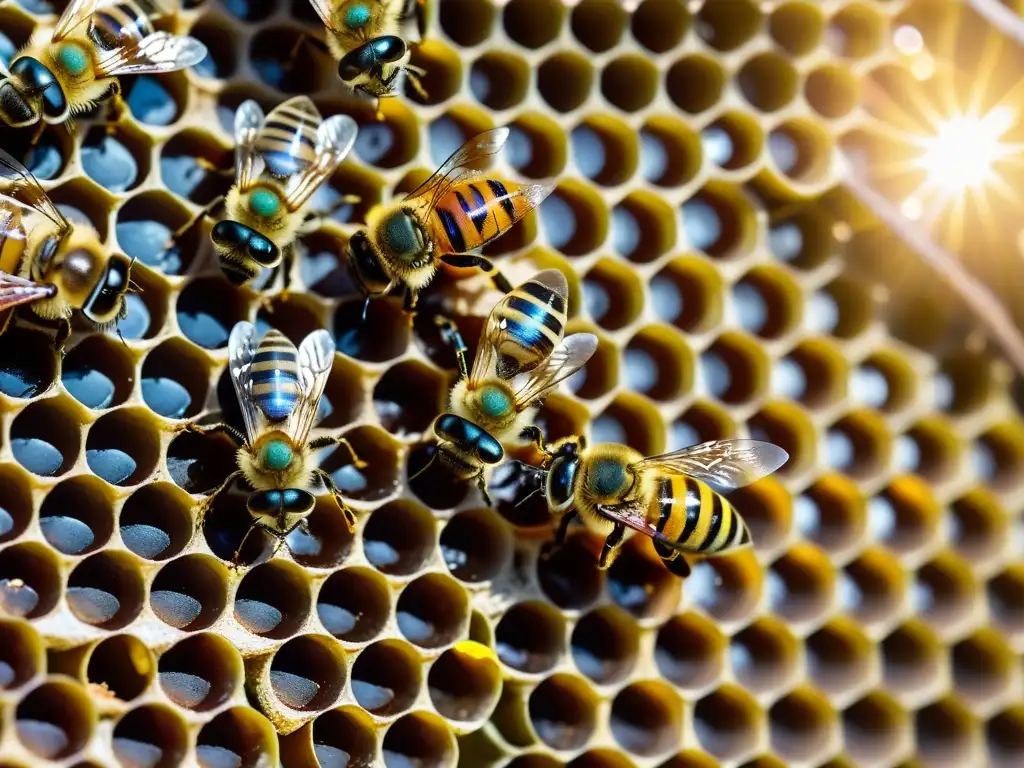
xmin=0 ymin=466 xmax=33 ymax=545
xmin=895 ymin=417 xmax=962 ymax=482
xmin=541 ymin=181 xmax=608 ymax=257
xmin=641 ymin=116 xmax=702 ymax=188
xmin=504 ymin=0 xmax=564 ymax=49
xmin=700 ymin=333 xmax=769 ymax=405
xmin=826 ymin=410 xmax=891 ymax=481
xmin=987 ymin=566 xmax=1024 ymax=641
xmin=81 ymin=124 xmax=149 ymax=194
xmin=317 ymin=566 xmax=391 ymax=643
xmin=191 ymin=13 xmax=239 ymax=79
xmin=730 ymin=617 xmax=800 ymax=697
xmin=631 ymin=0 xmax=690 ymax=52
xmin=281 ymin=707 xmax=377 ymax=768
xmin=150 ymin=554 xmax=228 ymax=631
xmin=767 ymin=544 xmax=836 ymax=627
xmin=62 ymin=334 xmax=134 ymax=410
xmin=38 ymin=475 xmax=113 ymax=556
xmin=769 ymin=2 xmax=824 ymax=55
xmin=118 ymin=267 xmax=168 ymax=340
xmin=882 ymin=621 xmax=946 ymax=706
xmin=440 ymin=507 xmax=513 ymax=583
xmin=396 ymin=572 xmax=469 ymax=648
xmin=952 ymin=630 xmax=1015 ymax=710
xmin=495 ymin=601 xmax=565 ymax=675
xmin=0 ymin=619 xmax=43 ymax=691
xmin=571 ymin=0 xmax=628 ymax=53
xmin=0 ymin=543 xmax=62 ymax=619
xmin=363 ymin=500 xmax=436 ymax=575
xmin=10 ymin=397 xmax=82 ymax=477
xmin=912 ymin=553 xmax=977 ymax=638
xmin=116 ymin=191 xmax=201 ymax=276
xmin=334 ymin=298 xmax=411 ymax=363
xmin=196 ymin=707 xmax=278 ymax=768
xmin=112 ymin=704 xmax=189 ymax=768
xmin=572 ymin=606 xmax=640 ymax=685
xmin=529 ymin=674 xmax=599 ymax=751
xmin=683 ymin=183 xmax=757 ymax=260
xmin=159 ymin=129 xmax=233 ymax=205
xmin=407 ymin=40 xmax=463 ymax=107
xmin=77 ymin=633 xmax=153 ymax=703
xmin=86 ymin=408 xmax=161 ymax=486
xmin=67 ymin=551 xmax=145 ymax=630
xmin=988 ymin=706 xmax=1024 ymax=768
xmin=805 ymin=64 xmax=860 ymax=120
xmin=470 ymin=52 xmax=530 ymax=111
xmin=568 ymin=335 xmax=618 ymax=399
xmin=690 ymin=553 xmax=762 ymax=626
xmin=351 ymin=640 xmax=422 ymax=716
xmin=573 ymin=116 xmax=638 ymax=187
xmin=666 ymin=55 xmax=726 ymax=115
xmin=769 ymin=687 xmax=838 ymax=763
xmin=269 ymin=634 xmax=347 ymax=712
xmin=693 ymin=685 xmax=763 ymax=762
xmin=827 ymin=2 xmax=886 ymax=58
xmin=610 ymin=681 xmax=682 ymax=757
xmin=15 ymin=678 xmax=95 ymax=760
xmin=505 ymin=113 xmax=568 ymax=180
xmin=428 ymin=641 xmax=502 ymax=726
xmin=839 ymin=548 xmax=905 ymax=631
xmin=235 ymin=559 xmax=311 ymax=639
xmin=610 ymin=545 xmax=682 ymax=624
xmin=383 ymin=711 xmax=457 ymax=768
xmin=176 ymin=277 xmax=248 ymax=349
xmin=0 ymin=327 xmax=58 ymax=399
xmin=973 ymin=424 xmax=1024 ymax=493
xmin=702 ymin=111 xmax=764 ymax=172
xmin=807 ymin=618 xmax=876 ymax=702
xmin=601 ymin=55 xmax=659 ymax=114
xmin=737 ymin=53 xmax=799 ymax=113
xmin=159 ymin=633 xmax=241 ymax=711
xmin=537 ymin=532 xmax=605 ymax=610
xmin=916 ymin=698 xmax=981 ymax=768
xmin=948 ymin=489 xmax=1006 ymax=569
xmin=583 ymin=258 xmax=644 ymax=330
xmin=623 ymin=326 xmax=692 ymax=402
xmin=843 ymin=692 xmax=910 ymax=767
xmin=613 ymin=191 xmax=676 ymax=264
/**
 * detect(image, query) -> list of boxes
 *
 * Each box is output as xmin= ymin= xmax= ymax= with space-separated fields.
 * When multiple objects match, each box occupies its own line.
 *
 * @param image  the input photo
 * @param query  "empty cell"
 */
xmin=396 ymin=572 xmax=468 ymax=648
xmin=159 ymin=633 xmax=241 ymax=711
xmin=734 ymin=266 xmax=802 ymax=339
xmin=287 ymin=496 xmax=357 ymax=570
xmin=747 ymin=401 xmax=812 ymax=478
xmin=826 ymin=2 xmax=886 ymax=58
xmin=974 ymin=426 xmax=1024 ymax=492
xmin=81 ymin=125 xmax=147 ymax=193
xmin=440 ymin=0 xmax=495 ymax=46
xmin=541 ymin=182 xmax=607 ymax=256
xmin=225 ymin=0 xmax=275 ymax=21
xmin=470 ymin=52 xmax=530 ymax=110
xmin=936 ymin=351 xmax=993 ymax=414
xmin=896 ymin=419 xmax=961 ymax=481
xmin=196 ymin=707 xmax=278 ymax=768
xmin=352 ymin=101 xmax=420 ymax=168
xmin=318 ymin=567 xmax=390 ymax=643
xmin=667 ymin=55 xmax=725 ymax=115
xmin=631 ymin=0 xmax=690 ymax=52
xmin=537 ymin=532 xmax=605 ymax=610
xmin=537 ymin=52 xmax=593 ymax=113
xmin=10 ymin=397 xmax=82 ymax=477
xmin=610 ymin=681 xmax=682 ymax=757
xmin=591 ymin=396 xmax=663 ymax=456
xmin=3 ymin=124 xmax=71 ymax=180
xmin=700 ymin=334 xmax=767 ymax=405
xmin=428 ymin=641 xmax=502 ymax=724
xmin=350 ymin=640 xmax=421 ymax=716
xmin=166 ymin=422 xmax=238 ymax=495
xmin=571 ymin=0 xmax=627 ymax=52
xmin=988 ymin=707 xmax=1024 ymax=768
xmin=0 ymin=543 xmax=62 ymax=619
xmin=300 ymin=707 xmax=377 ymax=768
xmin=529 ymin=674 xmax=599 ymax=751
xmin=852 ymin=351 xmax=916 ymax=412
xmin=623 ymin=327 xmax=692 ymax=401
xmin=15 ymin=679 xmax=94 ymax=760
xmin=738 ymin=53 xmax=798 ymax=113
xmin=826 ymin=411 xmax=890 ymax=480
xmin=495 ymin=601 xmax=565 ymax=675
xmin=382 ymin=711 xmax=456 ymax=768
xmin=656 ymin=612 xmax=726 ymax=692
xmin=641 ymin=116 xmax=702 ymax=188
xmin=650 ymin=257 xmax=724 ymax=333
xmin=768 ymin=206 xmax=834 ymax=268
xmin=320 ymin=426 xmax=396 ymax=503
xmin=428 ymin=111 xmax=492 ymax=169
xmin=805 ymin=64 xmax=860 ymax=119
xmin=82 ymin=634 xmax=153 ymax=703
xmin=573 ymin=116 xmax=638 ymax=187
xmin=363 ymin=500 xmax=435 ymax=575
xmin=725 ymin=477 xmax=792 ymax=556
xmin=250 ymin=26 xmax=328 ymax=92
xmin=690 ymin=555 xmax=762 ymax=625
xmin=843 ymin=692 xmax=909 ymax=766
xmin=583 ymin=259 xmax=643 ymax=330
xmin=176 ymin=278 xmax=248 ymax=349
xmin=607 ymin=545 xmax=682 ymax=621
xmin=123 ymin=72 xmax=186 ymax=126
xmin=235 ymin=560 xmax=311 ymax=639
xmin=601 ymin=55 xmax=658 ymax=113
xmin=613 ymin=191 xmax=676 ymax=264
xmin=190 ymin=14 xmax=238 ymax=78
xmin=0 ymin=620 xmax=42 ymax=691
xmin=774 ymin=340 xmax=847 ymax=409
xmin=730 ymin=617 xmax=799 ymax=696
xmin=916 ymin=699 xmax=980 ymax=767
xmin=270 ymin=635 xmax=347 ymax=712
xmin=767 ymin=544 xmax=836 ymax=625
xmin=440 ymin=507 xmax=513 ymax=583
xmin=140 ymin=339 xmax=209 ymax=420
xmin=683 ymin=184 xmax=756 ymax=259
xmin=695 ymin=0 xmax=761 ymax=50
xmin=768 ymin=119 xmax=833 ymax=185
xmin=118 ymin=268 xmax=167 ymax=340
xmin=62 ymin=335 xmax=134 ymax=410
xmin=988 ymin=567 xmax=1024 ymax=639
xmin=0 ymin=327 xmax=57 ymax=399
xmin=504 ymin=0 xmax=564 ymax=49
xmin=116 ymin=191 xmax=201 ymax=276
xmin=39 ymin=476 xmax=113 ymax=556
xmin=840 ymin=549 xmax=905 ymax=630
xmin=67 ymin=551 xmax=144 ymax=630
xmin=572 ymin=606 xmax=639 ymax=685
xmin=702 ymin=112 xmax=764 ymax=172
xmin=770 ymin=689 xmax=837 ymax=763
xmin=870 ymin=478 xmax=939 ymax=556
xmin=0 ymin=466 xmax=32 ymax=544
xmin=912 ymin=555 xmax=977 ymax=635
xmin=948 ymin=490 xmax=1005 ymax=566
xmin=505 ymin=114 xmax=567 ymax=179
xmin=693 ymin=686 xmax=763 ymax=762
xmin=769 ymin=2 xmax=824 ymax=55
xmin=882 ymin=622 xmax=944 ymax=703
xmin=333 ymin=296 xmax=411 ymax=362
xmin=797 ymin=474 xmax=865 ymax=555
xmin=952 ymin=630 xmax=1015 ymax=705
xmin=568 ymin=336 xmax=618 ymax=399
xmin=806 ymin=619 xmax=874 ymax=699
xmin=86 ymin=408 xmax=160 ymax=486
xmin=254 ymin=295 xmax=324 ymax=347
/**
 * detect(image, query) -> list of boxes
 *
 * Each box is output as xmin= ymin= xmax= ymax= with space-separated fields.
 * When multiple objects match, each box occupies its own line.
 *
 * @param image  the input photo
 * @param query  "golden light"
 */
xmin=915 ymin=108 xmax=1015 ymax=193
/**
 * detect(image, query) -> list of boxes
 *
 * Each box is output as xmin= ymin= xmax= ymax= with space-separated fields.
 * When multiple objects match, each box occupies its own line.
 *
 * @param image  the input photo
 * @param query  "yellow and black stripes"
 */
xmin=429 ymin=179 xmax=533 ymax=255
xmin=491 ymin=273 xmax=567 ymax=375
xmin=653 ymin=475 xmax=750 ymax=555
xmin=254 ymin=97 xmax=320 ymax=179
xmin=89 ymin=0 xmax=158 ymax=52
xmin=249 ymin=330 xmax=300 ymax=422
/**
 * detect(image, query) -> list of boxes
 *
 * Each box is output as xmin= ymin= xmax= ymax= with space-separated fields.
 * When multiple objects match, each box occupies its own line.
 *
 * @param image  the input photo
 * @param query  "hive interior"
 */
xmin=1 ymin=0 xmax=1024 ymax=766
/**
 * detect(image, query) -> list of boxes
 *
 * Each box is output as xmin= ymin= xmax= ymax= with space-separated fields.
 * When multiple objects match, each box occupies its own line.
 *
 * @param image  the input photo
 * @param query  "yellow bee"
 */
xmin=0 ymin=0 xmax=206 ymax=135
xmin=204 ymin=96 xmax=358 ymax=289
xmin=0 ymin=148 xmax=133 ymax=347
xmin=347 ymin=126 xmax=554 ymax=313
xmin=305 ymin=0 xmax=432 ymax=103
xmin=524 ymin=435 xmax=789 ymax=577
xmin=421 ymin=269 xmax=597 ymax=502
xmin=179 ymin=321 xmax=364 ymax=563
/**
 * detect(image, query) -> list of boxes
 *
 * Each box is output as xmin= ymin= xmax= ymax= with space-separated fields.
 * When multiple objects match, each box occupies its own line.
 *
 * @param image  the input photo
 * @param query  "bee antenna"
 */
xmin=407 ymin=453 xmax=436 ymax=484
xmin=514 ymin=486 xmax=543 ymax=509
xmin=116 ymin=326 xmax=128 ymax=349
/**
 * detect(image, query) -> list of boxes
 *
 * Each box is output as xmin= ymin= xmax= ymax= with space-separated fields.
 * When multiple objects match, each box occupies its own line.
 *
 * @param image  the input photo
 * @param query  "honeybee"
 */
xmin=179 ymin=322 xmax=364 ymax=563
xmin=420 ymin=269 xmax=597 ymax=502
xmin=0 ymin=148 xmax=133 ymax=347
xmin=202 ymin=96 xmax=358 ymax=289
xmin=523 ymin=435 xmax=789 ymax=576
xmin=0 ymin=0 xmax=206 ymax=134
xmin=348 ymin=126 xmax=554 ymax=314
xmin=306 ymin=0 xmax=432 ymax=103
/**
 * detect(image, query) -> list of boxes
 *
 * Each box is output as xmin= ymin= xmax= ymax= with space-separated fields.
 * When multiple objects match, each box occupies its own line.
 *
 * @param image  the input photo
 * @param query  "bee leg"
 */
xmin=519 ymin=425 xmax=550 ymax=456
xmin=54 ymin=316 xmax=71 ymax=355
xmin=313 ymin=468 xmax=358 ymax=533
xmin=439 ymin=254 xmax=513 ymax=294
xmin=308 ymin=436 xmax=368 ymax=469
xmin=280 ymin=247 xmax=295 ymax=295
xmin=163 ymin=196 xmax=225 ymax=251
xmin=554 ymin=510 xmax=577 ymax=547
xmin=230 ymin=519 xmax=262 ymax=568
xmin=0 ymin=309 xmax=14 ymax=337
xmin=29 ymin=121 xmax=45 ymax=147
xmin=433 ymin=316 xmax=469 ymax=379
xmin=175 ymin=422 xmax=246 ymax=447
xmin=196 ymin=469 xmax=244 ymax=524
xmin=598 ymin=523 xmax=626 ymax=569
xmin=475 ymin=470 xmax=493 ymax=507
xmin=403 ymin=287 xmax=420 ymax=315
xmin=103 ymin=80 xmax=126 ymax=133
xmin=663 ymin=553 xmax=691 ymax=578
xmin=405 ymin=66 xmax=429 ymax=101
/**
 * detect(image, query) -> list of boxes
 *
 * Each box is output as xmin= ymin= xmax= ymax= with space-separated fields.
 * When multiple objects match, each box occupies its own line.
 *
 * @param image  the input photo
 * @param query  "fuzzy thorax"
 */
xmin=21 ymin=225 xmax=105 ymax=321
xmin=224 ymin=184 xmax=304 ymax=252
xmin=572 ymin=443 xmax=650 ymax=538
xmin=237 ymin=433 xmax=314 ymax=491
xmin=448 ymin=378 xmax=532 ymax=446
xmin=34 ymin=34 xmax=113 ymax=113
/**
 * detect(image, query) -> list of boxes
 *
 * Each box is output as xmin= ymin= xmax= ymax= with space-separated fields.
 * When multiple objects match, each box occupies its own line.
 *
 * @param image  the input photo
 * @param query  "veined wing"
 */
xmin=283 ymin=113 xmax=358 ymax=211
xmin=0 ymin=150 xmax=71 ymax=237
xmin=227 ymin=321 xmax=260 ymax=445
xmin=250 ymin=96 xmax=323 ymax=185
xmin=94 ymin=30 xmax=208 ymax=77
xmin=51 ymin=0 xmax=101 ymax=42
xmin=234 ymin=100 xmax=266 ymax=192
xmin=630 ymin=439 xmax=789 ymax=494
xmin=306 ymin=0 xmax=337 ymax=30
xmin=511 ymin=333 xmax=597 ymax=410
xmin=286 ymin=329 xmax=335 ymax=445
xmin=0 ymin=272 xmax=57 ymax=312
xmin=595 ymin=500 xmax=686 ymax=553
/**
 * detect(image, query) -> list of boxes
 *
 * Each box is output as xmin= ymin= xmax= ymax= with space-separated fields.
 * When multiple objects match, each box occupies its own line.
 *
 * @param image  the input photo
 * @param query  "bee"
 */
xmin=0 ymin=148 xmax=133 ymax=347
xmin=178 ymin=322 xmax=365 ymax=564
xmin=523 ymin=434 xmax=789 ymax=577
xmin=0 ymin=0 xmax=206 ymax=135
xmin=420 ymin=269 xmax=597 ymax=502
xmin=348 ymin=126 xmax=554 ymax=314
xmin=305 ymin=0 xmax=432 ymax=103
xmin=189 ymin=96 xmax=358 ymax=290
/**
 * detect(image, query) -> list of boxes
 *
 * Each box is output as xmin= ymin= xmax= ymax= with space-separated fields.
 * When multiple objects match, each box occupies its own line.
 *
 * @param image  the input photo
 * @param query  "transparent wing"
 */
xmin=306 ymin=0 xmax=336 ymax=29
xmin=287 ymin=330 xmax=335 ymax=445
xmin=283 ymin=114 xmax=358 ymax=210
xmin=0 ymin=149 xmax=70 ymax=235
xmin=405 ymin=127 xmax=510 ymax=217
xmin=228 ymin=321 xmax=261 ymax=446
xmin=0 ymin=272 xmax=57 ymax=312
xmin=51 ymin=0 xmax=100 ymax=42
xmin=630 ymin=440 xmax=789 ymax=494
xmin=511 ymin=333 xmax=597 ymax=409
xmin=234 ymin=100 xmax=266 ymax=192
xmin=595 ymin=500 xmax=687 ymax=552
xmin=95 ymin=31 xmax=208 ymax=77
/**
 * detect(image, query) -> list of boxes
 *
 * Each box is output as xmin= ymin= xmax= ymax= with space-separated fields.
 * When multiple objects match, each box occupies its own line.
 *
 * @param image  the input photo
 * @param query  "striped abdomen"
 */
xmin=254 ymin=96 xmax=320 ymax=179
xmin=428 ymin=179 xmax=536 ymax=255
xmin=89 ymin=0 xmax=159 ymax=52
xmin=0 ymin=206 xmax=25 ymax=275
xmin=492 ymin=271 xmax=567 ymax=378
xmin=250 ymin=330 xmax=300 ymax=422
xmin=651 ymin=475 xmax=751 ymax=555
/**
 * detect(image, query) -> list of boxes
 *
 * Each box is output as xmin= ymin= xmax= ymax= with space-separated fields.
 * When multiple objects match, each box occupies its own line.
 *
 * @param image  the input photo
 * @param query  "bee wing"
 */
xmin=0 ymin=272 xmax=57 ymax=312
xmin=306 ymin=0 xmax=337 ymax=30
xmin=228 ymin=321 xmax=261 ymax=446
xmin=405 ymin=127 xmax=511 ymax=217
xmin=594 ymin=499 xmax=684 ymax=548
xmin=283 ymin=114 xmax=358 ymax=211
xmin=511 ymin=333 xmax=597 ymax=409
xmin=287 ymin=330 xmax=335 ymax=446
xmin=234 ymin=100 xmax=266 ymax=192
xmin=630 ymin=440 xmax=789 ymax=494
xmin=0 ymin=149 xmax=71 ymax=236
xmin=398 ymin=0 xmax=431 ymax=43
xmin=51 ymin=0 xmax=100 ymax=42
xmin=94 ymin=31 xmax=208 ymax=77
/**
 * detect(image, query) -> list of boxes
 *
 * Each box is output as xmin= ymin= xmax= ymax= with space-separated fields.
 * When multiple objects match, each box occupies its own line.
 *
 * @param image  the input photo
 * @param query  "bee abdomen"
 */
xmin=255 ymin=97 xmax=320 ymax=178
xmin=250 ymin=330 xmax=300 ymax=421
xmin=90 ymin=0 xmax=157 ymax=52
xmin=429 ymin=180 xmax=532 ymax=255
xmin=490 ymin=272 xmax=568 ymax=378
xmin=658 ymin=476 xmax=750 ymax=554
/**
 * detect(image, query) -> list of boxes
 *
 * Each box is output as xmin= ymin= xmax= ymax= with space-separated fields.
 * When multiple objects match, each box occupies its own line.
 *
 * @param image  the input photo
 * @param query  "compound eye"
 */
xmin=378 ymin=36 xmax=408 ymax=63
xmin=547 ymin=457 xmax=577 ymax=513
xmin=338 ymin=55 xmax=362 ymax=82
xmin=84 ymin=254 xmax=129 ymax=322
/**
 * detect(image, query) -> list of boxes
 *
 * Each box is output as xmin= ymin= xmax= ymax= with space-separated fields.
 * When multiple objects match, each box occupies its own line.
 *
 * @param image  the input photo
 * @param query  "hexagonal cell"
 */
xmin=190 ymin=12 xmax=239 ymax=79
xmin=796 ymin=474 xmax=865 ymax=556
xmin=81 ymin=124 xmax=150 ymax=193
xmin=537 ymin=532 xmax=605 ymax=611
xmin=541 ymin=181 xmax=608 ymax=257
xmin=583 ymin=258 xmax=644 ymax=331
xmin=351 ymin=640 xmax=421 ymax=717
xmin=632 ymin=0 xmax=690 ymax=52
xmin=284 ymin=707 xmax=377 ymax=768
xmin=351 ymin=101 xmax=420 ymax=169
xmin=573 ymin=115 xmax=639 ymax=187
xmin=895 ymin=417 xmax=962 ymax=482
xmin=440 ymin=0 xmax=496 ymax=45
xmin=234 ymin=560 xmax=311 ymax=639
xmin=641 ymin=115 xmax=703 ymax=188
xmin=440 ymin=507 xmax=513 ymax=583
xmin=610 ymin=681 xmax=682 ymax=757
xmin=537 ymin=51 xmax=593 ymax=113
xmin=112 ymin=704 xmax=191 ymax=768
xmin=808 ymin=276 xmax=874 ymax=338
xmin=769 ymin=687 xmax=838 ymax=763
xmin=687 ymin=551 xmax=761 ymax=625
xmin=116 ymin=190 xmax=202 ymax=276
xmin=805 ymin=64 xmax=860 ymax=120
xmin=406 ymin=40 xmax=462 ymax=107
xmin=317 ymin=566 xmax=391 ymax=644
xmin=702 ymin=111 xmax=764 ymax=172
xmin=86 ymin=408 xmax=161 ymax=486
xmin=382 ymin=711 xmax=456 ymax=768
xmin=913 ymin=553 xmax=978 ymax=638
xmin=973 ymin=424 xmax=1024 ymax=493
xmin=567 ymin=335 xmax=618 ymax=400
xmin=159 ymin=129 xmax=233 ymax=205
xmin=738 ymin=53 xmax=798 ymax=113
xmin=693 ymin=685 xmax=763 ymax=762
xmin=736 ymin=266 xmax=804 ymax=340
xmin=601 ymin=54 xmax=659 ymax=113
xmin=495 ymin=601 xmax=565 ymax=675
xmin=470 ymin=51 xmax=530 ymax=111
xmin=10 ymin=397 xmax=83 ymax=477
xmin=952 ymin=630 xmax=1015 ymax=708
xmin=159 ymin=633 xmax=242 ymax=711
xmin=700 ymin=333 xmax=769 ymax=405
xmin=987 ymin=566 xmax=1024 ymax=640
xmin=988 ymin=706 xmax=1024 ymax=768
xmin=141 ymin=338 xmax=211 ymax=421
xmin=623 ymin=326 xmax=693 ymax=402
xmin=269 ymin=634 xmax=347 ymax=712
xmin=176 ymin=277 xmax=248 ymax=349
xmin=695 ymin=0 xmax=761 ymax=50
xmin=67 ymin=551 xmax=145 ymax=630
xmin=0 ymin=543 xmax=63 ymax=619
xmin=396 ymin=572 xmax=468 ymax=649
xmin=767 ymin=118 xmax=834 ymax=186
xmin=767 ymin=544 xmax=836 ymax=627
xmin=570 ymin=0 xmax=628 ymax=52
xmin=881 ymin=621 xmax=945 ymax=705
xmin=504 ymin=113 xmax=568 ymax=180
xmin=726 ymin=472 xmax=792 ymax=556
xmin=825 ymin=410 xmax=891 ymax=481
xmin=612 ymin=191 xmax=676 ymax=264
xmin=650 ymin=256 xmax=725 ymax=334
xmin=826 ymin=2 xmax=886 ymax=58
xmin=770 ymin=2 xmax=824 ymax=55
xmin=667 ymin=54 xmax=726 ymax=115
xmin=428 ymin=641 xmax=502 ymax=726
xmin=0 ymin=619 xmax=43 ymax=692
xmin=806 ymin=618 xmax=875 ymax=700
xmin=0 ymin=326 xmax=58 ymax=399
xmin=62 ymin=334 xmax=134 ymax=410
xmin=529 ymin=674 xmax=599 ymax=751
xmin=839 ymin=548 xmax=906 ymax=631
xmin=15 ymin=679 xmax=95 ymax=761
xmin=869 ymin=477 xmax=940 ymax=558
xmin=948 ymin=489 xmax=1007 ymax=568
xmin=0 ymin=464 xmax=33 ymax=546
xmin=730 ymin=616 xmax=800 ymax=696
xmin=196 ymin=707 xmax=278 ymax=768
xmin=571 ymin=606 xmax=639 ymax=686
xmin=916 ymin=698 xmax=981 ymax=768
xmin=654 ymin=612 xmax=724 ymax=692
xmin=39 ymin=475 xmax=114 ymax=556
xmin=843 ymin=692 xmax=910 ymax=767
xmin=768 ymin=205 xmax=836 ymax=269
xmin=682 ymin=183 xmax=758 ymax=260
xmin=363 ymin=500 xmax=436 ymax=575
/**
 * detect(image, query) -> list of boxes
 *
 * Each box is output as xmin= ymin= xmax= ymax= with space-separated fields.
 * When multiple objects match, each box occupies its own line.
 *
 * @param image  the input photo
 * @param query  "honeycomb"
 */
xmin=2 ymin=0 xmax=1024 ymax=765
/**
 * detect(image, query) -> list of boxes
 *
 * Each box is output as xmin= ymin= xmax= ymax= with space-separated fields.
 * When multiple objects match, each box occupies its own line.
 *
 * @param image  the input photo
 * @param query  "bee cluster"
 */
xmin=1 ymin=1 xmax=1023 ymax=767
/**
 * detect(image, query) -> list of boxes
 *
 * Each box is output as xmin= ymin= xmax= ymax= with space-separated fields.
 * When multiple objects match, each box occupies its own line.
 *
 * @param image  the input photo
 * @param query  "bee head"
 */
xmin=4 ymin=56 xmax=68 ymax=124
xmin=247 ymin=488 xmax=315 ymax=532
xmin=377 ymin=207 xmax=428 ymax=267
xmin=547 ymin=448 xmax=580 ymax=514
xmin=82 ymin=253 xmax=132 ymax=326
xmin=347 ymin=229 xmax=392 ymax=296
xmin=212 ymin=220 xmax=280 ymax=285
